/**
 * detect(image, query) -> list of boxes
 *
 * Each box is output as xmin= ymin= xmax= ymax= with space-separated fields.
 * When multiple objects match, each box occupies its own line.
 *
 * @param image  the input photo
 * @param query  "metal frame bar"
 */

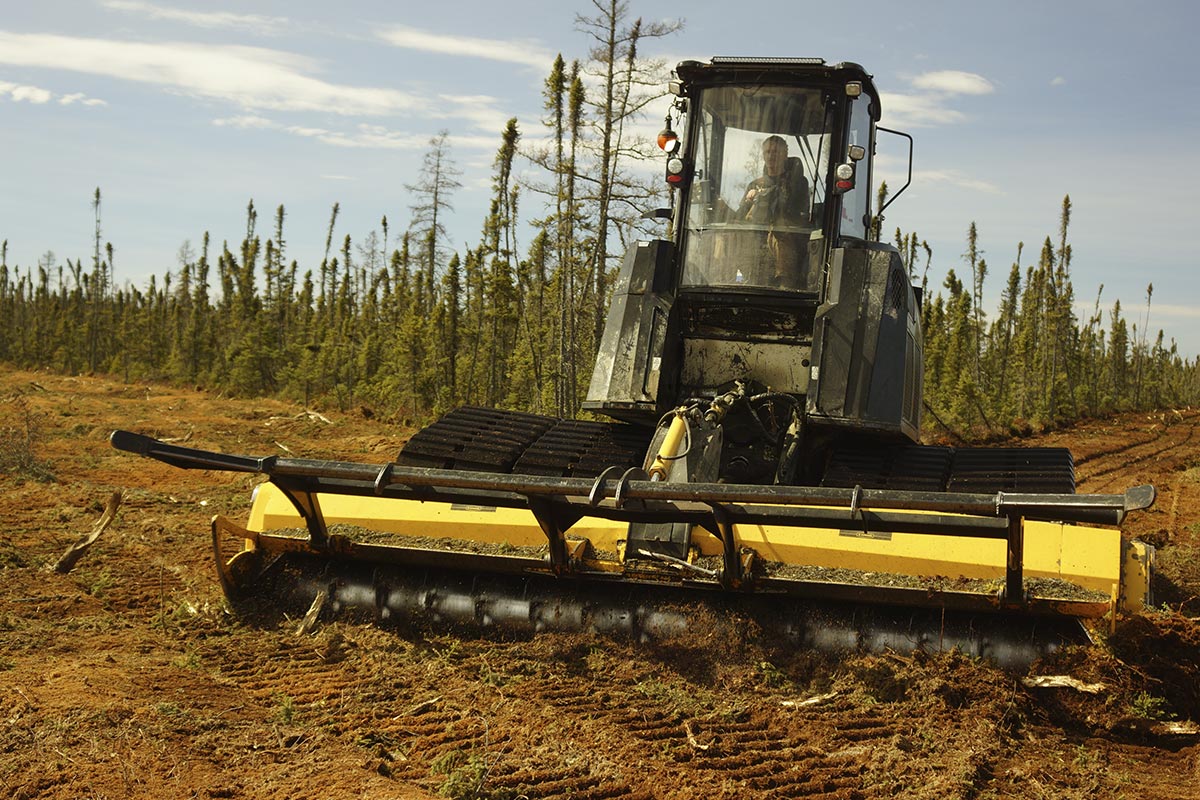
xmin=112 ymin=430 xmax=1155 ymax=609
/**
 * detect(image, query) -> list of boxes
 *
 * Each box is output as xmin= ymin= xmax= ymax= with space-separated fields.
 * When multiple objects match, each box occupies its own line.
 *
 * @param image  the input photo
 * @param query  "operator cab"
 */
xmin=671 ymin=58 xmax=879 ymax=297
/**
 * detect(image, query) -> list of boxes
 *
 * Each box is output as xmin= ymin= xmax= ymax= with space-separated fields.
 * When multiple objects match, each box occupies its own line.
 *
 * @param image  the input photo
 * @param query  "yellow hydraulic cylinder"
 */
xmin=647 ymin=413 xmax=689 ymax=481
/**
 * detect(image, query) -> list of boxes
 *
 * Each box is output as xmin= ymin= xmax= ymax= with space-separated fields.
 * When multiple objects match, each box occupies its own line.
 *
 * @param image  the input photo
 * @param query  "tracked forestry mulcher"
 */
xmin=113 ymin=58 xmax=1155 ymax=667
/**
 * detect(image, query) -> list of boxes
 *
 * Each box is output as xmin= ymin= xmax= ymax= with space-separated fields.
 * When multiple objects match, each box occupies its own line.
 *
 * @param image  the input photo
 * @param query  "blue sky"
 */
xmin=2 ymin=1 xmax=1198 ymax=356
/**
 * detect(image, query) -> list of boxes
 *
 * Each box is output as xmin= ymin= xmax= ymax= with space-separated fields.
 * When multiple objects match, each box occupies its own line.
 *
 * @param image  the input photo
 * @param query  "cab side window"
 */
xmin=839 ymin=96 xmax=872 ymax=240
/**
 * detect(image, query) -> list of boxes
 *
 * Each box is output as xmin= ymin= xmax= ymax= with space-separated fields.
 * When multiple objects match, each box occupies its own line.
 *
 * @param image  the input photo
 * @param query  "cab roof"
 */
xmin=673 ymin=57 xmax=878 ymax=99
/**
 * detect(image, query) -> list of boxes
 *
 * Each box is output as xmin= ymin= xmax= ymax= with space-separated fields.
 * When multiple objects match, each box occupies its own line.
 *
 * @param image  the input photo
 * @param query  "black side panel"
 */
xmin=807 ymin=244 xmax=920 ymax=441
xmin=583 ymin=240 xmax=677 ymax=424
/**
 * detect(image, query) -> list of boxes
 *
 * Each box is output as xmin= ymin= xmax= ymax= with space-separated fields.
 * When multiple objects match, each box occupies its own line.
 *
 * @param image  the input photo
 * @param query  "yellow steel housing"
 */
xmin=246 ymin=482 xmax=1149 ymax=614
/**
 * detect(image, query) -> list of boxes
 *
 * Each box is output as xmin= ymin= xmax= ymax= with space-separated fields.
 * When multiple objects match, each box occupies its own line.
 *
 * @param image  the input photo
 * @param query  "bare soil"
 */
xmin=2 ymin=367 xmax=1198 ymax=800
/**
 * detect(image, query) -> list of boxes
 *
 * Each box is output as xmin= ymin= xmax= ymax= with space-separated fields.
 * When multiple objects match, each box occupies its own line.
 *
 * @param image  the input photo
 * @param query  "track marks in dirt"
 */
xmin=485 ymin=766 xmax=651 ymax=800
xmin=96 ymin=562 xmax=190 ymax=621
xmin=1097 ymin=739 xmax=1200 ymax=799
xmin=1069 ymin=410 xmax=1200 ymax=493
xmin=506 ymin=673 xmax=895 ymax=799
xmin=174 ymin=629 xmax=1009 ymax=800
xmin=207 ymin=635 xmax=377 ymax=709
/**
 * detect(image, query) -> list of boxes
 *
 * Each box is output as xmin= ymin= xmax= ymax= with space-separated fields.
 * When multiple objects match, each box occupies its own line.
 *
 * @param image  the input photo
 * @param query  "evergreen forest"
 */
xmin=2 ymin=6 xmax=1197 ymax=440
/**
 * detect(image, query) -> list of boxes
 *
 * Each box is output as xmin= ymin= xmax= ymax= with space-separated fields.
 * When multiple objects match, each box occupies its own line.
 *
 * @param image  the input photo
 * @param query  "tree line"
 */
xmin=896 ymin=194 xmax=1198 ymax=439
xmin=4 ymin=183 xmax=1194 ymax=439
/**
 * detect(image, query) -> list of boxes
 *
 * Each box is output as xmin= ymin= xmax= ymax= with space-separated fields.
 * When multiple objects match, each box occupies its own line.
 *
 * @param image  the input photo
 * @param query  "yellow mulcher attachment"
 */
xmin=111 ymin=427 xmax=1154 ymax=669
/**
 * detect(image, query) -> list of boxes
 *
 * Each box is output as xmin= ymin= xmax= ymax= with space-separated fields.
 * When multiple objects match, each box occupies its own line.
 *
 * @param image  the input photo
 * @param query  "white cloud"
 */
xmin=10 ymin=85 xmax=52 ymax=103
xmin=0 ymin=31 xmax=529 ymax=151
xmin=0 ymin=81 xmax=49 ymax=104
xmin=59 ymin=92 xmax=107 ymax=107
xmin=1143 ymin=303 xmax=1200 ymax=320
xmin=1051 ymin=76 xmax=1067 ymax=87
xmin=914 ymin=168 xmax=1003 ymax=195
xmin=436 ymin=94 xmax=519 ymax=135
xmin=0 ymin=31 xmax=424 ymax=116
xmin=210 ymin=113 xmax=498 ymax=152
xmin=0 ymin=79 xmax=104 ymax=106
xmin=212 ymin=114 xmax=276 ymax=129
xmin=880 ymin=92 xmax=967 ymax=127
xmin=296 ymin=124 xmax=430 ymax=150
xmin=101 ymin=0 xmax=289 ymax=35
xmin=911 ymin=70 xmax=995 ymax=96
xmin=881 ymin=69 xmax=996 ymax=128
xmin=1071 ymin=300 xmax=1200 ymax=329
xmin=378 ymin=25 xmax=553 ymax=71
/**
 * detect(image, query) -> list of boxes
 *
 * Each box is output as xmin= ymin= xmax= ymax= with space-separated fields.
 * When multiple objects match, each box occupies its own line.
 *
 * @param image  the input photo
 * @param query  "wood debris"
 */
xmin=402 ymin=696 xmax=442 ymax=717
xmin=50 ymin=491 xmax=122 ymax=574
xmin=781 ymin=691 xmax=840 ymax=709
xmin=1021 ymin=675 xmax=1107 ymax=694
xmin=1153 ymin=720 xmax=1200 ymax=736
xmin=684 ymin=720 xmax=710 ymax=751
xmin=160 ymin=429 xmax=193 ymax=444
xmin=295 ymin=589 xmax=328 ymax=636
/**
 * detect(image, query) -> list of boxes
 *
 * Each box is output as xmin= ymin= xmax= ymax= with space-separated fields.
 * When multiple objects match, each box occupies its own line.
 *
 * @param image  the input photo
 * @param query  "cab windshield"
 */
xmin=681 ymin=85 xmax=832 ymax=292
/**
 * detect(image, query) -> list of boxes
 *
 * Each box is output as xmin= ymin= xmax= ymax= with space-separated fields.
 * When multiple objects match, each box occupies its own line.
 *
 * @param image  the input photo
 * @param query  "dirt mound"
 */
xmin=2 ymin=368 xmax=1198 ymax=799
xmin=1111 ymin=613 xmax=1200 ymax=718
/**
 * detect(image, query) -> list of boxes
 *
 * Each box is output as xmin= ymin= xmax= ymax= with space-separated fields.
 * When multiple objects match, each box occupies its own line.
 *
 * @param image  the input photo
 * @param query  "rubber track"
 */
xmin=396 ymin=407 xmax=558 ymax=472
xmin=397 ymin=406 xmax=651 ymax=478
xmin=513 ymin=418 xmax=651 ymax=478
xmin=822 ymin=445 xmax=1076 ymax=493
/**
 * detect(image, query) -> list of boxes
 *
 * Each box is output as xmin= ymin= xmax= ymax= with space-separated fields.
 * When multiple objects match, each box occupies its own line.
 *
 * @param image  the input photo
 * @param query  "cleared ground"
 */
xmin=1 ymin=368 xmax=1198 ymax=799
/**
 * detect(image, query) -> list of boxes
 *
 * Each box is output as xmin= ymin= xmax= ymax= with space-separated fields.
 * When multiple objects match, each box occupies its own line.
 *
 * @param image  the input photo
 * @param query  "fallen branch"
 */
xmin=1115 ymin=717 xmax=1200 ymax=737
xmin=683 ymin=720 xmax=710 ymax=751
xmin=1021 ymin=675 xmax=1107 ymax=694
xmin=781 ymin=691 xmax=839 ymax=709
xmin=295 ymin=589 xmax=328 ymax=636
xmin=402 ymin=696 xmax=442 ymax=717
xmin=1154 ymin=720 xmax=1200 ymax=736
xmin=50 ymin=492 xmax=122 ymax=574
xmin=159 ymin=429 xmax=193 ymax=444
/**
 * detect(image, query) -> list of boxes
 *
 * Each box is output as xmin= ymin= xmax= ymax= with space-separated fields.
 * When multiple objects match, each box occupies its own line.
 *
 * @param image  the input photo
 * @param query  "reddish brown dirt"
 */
xmin=2 ymin=368 xmax=1198 ymax=800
